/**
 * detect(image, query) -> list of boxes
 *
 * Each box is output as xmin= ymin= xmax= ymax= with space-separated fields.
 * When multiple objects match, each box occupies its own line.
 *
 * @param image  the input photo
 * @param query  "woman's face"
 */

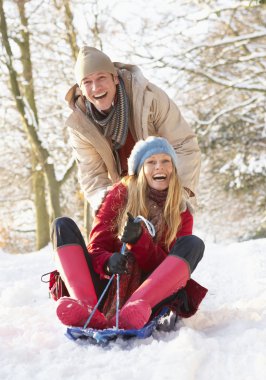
xmin=143 ymin=153 xmax=173 ymax=191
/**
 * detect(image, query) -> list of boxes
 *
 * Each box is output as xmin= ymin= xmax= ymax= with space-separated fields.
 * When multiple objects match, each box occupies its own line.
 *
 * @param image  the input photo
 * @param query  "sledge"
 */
xmin=65 ymin=306 xmax=171 ymax=344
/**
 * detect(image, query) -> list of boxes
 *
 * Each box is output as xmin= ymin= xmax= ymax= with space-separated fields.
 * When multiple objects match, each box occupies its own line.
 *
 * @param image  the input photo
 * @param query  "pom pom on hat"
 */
xmin=128 ymin=136 xmax=177 ymax=175
xmin=75 ymin=46 xmax=117 ymax=86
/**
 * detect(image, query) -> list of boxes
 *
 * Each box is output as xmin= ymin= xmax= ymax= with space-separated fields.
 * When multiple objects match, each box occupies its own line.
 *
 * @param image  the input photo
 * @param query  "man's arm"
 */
xmin=69 ymin=128 xmax=112 ymax=212
xmin=148 ymin=83 xmax=201 ymax=197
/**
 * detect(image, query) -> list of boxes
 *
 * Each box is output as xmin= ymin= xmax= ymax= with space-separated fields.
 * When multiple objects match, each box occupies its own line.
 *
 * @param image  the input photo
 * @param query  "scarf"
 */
xmin=85 ymin=75 xmax=129 ymax=150
xmin=147 ymin=187 xmax=168 ymax=240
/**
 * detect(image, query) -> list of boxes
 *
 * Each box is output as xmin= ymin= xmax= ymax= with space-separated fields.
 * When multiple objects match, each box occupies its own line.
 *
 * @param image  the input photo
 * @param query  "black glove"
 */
xmin=105 ymin=252 xmax=128 ymax=275
xmin=121 ymin=212 xmax=142 ymax=244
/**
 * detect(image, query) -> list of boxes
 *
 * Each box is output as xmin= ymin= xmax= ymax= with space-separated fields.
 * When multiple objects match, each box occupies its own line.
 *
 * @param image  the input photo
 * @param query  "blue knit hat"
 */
xmin=128 ymin=136 xmax=177 ymax=175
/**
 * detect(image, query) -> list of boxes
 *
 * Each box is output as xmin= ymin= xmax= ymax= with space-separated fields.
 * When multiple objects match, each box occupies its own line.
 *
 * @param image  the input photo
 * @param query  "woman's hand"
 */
xmin=121 ymin=213 xmax=142 ymax=244
xmin=105 ymin=252 xmax=128 ymax=275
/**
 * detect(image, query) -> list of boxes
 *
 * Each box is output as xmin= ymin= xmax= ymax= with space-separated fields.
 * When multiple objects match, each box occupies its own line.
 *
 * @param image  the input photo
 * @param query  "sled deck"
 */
xmin=66 ymin=307 xmax=171 ymax=344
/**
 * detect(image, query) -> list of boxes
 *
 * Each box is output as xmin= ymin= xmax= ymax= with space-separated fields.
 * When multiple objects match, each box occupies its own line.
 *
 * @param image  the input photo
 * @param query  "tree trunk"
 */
xmin=0 ymin=0 xmax=62 ymax=248
xmin=62 ymin=0 xmax=79 ymax=60
xmin=16 ymin=0 xmax=50 ymax=247
xmin=45 ymin=163 xmax=62 ymax=221
xmin=32 ymin=155 xmax=50 ymax=250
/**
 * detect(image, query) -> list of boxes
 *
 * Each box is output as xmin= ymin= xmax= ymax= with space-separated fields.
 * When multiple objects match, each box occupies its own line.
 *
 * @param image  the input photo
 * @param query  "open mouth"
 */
xmin=153 ymin=174 xmax=167 ymax=181
xmin=93 ymin=92 xmax=107 ymax=100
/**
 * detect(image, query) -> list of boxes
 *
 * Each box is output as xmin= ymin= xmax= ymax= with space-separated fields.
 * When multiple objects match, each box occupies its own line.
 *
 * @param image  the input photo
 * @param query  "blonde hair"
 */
xmin=117 ymin=166 xmax=183 ymax=249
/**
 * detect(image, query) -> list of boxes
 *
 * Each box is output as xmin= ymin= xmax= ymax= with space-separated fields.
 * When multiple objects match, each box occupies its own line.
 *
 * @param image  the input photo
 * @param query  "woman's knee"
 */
xmin=189 ymin=235 xmax=205 ymax=260
xmin=51 ymin=217 xmax=76 ymax=234
xmin=50 ymin=217 xmax=80 ymax=248
xmin=170 ymin=235 xmax=205 ymax=272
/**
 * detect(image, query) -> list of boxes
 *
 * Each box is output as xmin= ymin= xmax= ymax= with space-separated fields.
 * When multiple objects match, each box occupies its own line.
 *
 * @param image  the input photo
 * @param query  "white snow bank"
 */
xmin=0 ymin=238 xmax=265 ymax=380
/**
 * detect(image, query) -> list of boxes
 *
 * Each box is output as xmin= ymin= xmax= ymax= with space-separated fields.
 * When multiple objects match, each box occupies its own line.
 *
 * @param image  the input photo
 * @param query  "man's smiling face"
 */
xmin=81 ymin=71 xmax=119 ymax=112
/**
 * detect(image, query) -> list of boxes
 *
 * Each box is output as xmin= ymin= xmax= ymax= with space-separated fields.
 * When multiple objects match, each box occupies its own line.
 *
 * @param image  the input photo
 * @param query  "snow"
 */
xmin=0 ymin=238 xmax=265 ymax=380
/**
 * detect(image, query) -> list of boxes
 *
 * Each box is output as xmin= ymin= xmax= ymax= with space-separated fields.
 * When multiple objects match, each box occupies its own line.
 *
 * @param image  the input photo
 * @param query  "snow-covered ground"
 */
xmin=0 ymin=238 xmax=265 ymax=380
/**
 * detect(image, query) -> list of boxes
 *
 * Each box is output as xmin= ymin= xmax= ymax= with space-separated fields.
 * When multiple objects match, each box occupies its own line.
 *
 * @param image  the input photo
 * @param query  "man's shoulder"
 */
xmin=115 ymin=62 xmax=149 ymax=87
xmin=65 ymin=84 xmax=83 ymax=108
xmin=114 ymin=62 xmax=143 ymax=75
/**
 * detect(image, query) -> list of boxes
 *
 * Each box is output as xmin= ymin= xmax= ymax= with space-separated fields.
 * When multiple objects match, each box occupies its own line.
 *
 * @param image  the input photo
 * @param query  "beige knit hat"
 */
xmin=74 ymin=46 xmax=117 ymax=86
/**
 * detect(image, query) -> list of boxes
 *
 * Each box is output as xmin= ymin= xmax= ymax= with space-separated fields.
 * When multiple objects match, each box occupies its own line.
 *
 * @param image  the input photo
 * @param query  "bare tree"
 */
xmin=0 ymin=0 xmax=75 ymax=250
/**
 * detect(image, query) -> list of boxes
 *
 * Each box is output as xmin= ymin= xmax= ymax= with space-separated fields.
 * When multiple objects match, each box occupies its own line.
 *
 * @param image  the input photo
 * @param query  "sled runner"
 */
xmin=66 ymin=306 xmax=172 ymax=344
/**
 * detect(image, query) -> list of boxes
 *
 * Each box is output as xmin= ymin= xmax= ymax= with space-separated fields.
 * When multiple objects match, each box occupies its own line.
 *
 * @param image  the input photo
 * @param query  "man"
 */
xmin=65 ymin=46 xmax=200 ymax=213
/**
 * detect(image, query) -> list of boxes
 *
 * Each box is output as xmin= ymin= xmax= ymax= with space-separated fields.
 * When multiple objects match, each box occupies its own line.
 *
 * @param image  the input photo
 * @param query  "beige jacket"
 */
xmin=65 ymin=63 xmax=201 ymax=211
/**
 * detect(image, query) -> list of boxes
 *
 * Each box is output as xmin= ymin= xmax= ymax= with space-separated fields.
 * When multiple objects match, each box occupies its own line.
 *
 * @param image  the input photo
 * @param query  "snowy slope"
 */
xmin=0 ymin=238 xmax=265 ymax=380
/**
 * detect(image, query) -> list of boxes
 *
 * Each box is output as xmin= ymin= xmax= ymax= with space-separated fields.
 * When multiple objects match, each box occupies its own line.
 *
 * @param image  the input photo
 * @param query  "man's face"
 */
xmin=80 ymin=72 xmax=119 ymax=112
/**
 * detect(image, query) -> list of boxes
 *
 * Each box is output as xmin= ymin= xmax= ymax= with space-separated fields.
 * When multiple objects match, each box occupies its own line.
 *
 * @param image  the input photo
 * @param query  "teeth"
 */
xmin=153 ymin=175 xmax=166 ymax=180
xmin=94 ymin=92 xmax=107 ymax=99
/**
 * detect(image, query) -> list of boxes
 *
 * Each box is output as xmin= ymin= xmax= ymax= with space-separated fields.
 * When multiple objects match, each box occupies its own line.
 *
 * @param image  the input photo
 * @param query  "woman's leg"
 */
xmin=50 ymin=217 xmax=107 ymax=328
xmin=118 ymin=256 xmax=190 ymax=329
xmin=51 ymin=216 xmax=108 ymax=298
xmin=169 ymin=235 xmax=205 ymax=273
xmin=118 ymin=235 xmax=204 ymax=330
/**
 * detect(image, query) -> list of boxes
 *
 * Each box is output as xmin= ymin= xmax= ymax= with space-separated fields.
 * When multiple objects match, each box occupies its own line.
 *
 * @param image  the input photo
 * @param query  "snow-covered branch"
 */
xmin=179 ymin=31 xmax=266 ymax=57
xmin=195 ymin=96 xmax=260 ymax=126
xmin=183 ymin=68 xmax=266 ymax=93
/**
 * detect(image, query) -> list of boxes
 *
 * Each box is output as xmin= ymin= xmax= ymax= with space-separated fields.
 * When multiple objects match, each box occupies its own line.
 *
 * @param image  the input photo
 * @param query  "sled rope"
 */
xmin=134 ymin=215 xmax=155 ymax=237
xmin=83 ymin=273 xmax=115 ymax=329
xmin=116 ymin=269 xmax=120 ymax=329
xmin=83 ymin=216 xmax=155 ymax=330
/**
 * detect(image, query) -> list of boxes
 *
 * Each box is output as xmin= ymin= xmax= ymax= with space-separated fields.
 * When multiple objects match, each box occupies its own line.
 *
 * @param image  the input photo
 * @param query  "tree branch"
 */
xmin=195 ymin=96 xmax=260 ymax=127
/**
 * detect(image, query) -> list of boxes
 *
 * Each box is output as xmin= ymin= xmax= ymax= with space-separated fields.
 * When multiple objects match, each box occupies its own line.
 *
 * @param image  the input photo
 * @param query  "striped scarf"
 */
xmin=85 ymin=76 xmax=129 ymax=150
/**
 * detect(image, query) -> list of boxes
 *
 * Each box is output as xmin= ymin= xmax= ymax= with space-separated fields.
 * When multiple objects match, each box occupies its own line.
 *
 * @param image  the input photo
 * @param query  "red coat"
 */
xmin=88 ymin=182 xmax=193 ymax=278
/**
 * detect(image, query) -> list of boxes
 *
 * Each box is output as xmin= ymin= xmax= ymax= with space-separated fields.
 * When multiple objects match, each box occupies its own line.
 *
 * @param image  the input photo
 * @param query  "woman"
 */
xmin=51 ymin=137 xmax=207 ymax=330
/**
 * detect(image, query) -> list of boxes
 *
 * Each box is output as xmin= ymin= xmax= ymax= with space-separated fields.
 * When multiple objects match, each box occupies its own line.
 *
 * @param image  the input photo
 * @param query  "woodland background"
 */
xmin=0 ymin=0 xmax=265 ymax=253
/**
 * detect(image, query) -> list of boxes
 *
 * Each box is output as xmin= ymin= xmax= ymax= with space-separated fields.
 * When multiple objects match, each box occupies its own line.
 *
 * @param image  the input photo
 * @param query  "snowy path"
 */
xmin=0 ymin=239 xmax=265 ymax=380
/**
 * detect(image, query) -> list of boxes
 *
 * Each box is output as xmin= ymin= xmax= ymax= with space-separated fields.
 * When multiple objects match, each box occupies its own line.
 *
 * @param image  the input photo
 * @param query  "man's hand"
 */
xmin=121 ymin=212 xmax=142 ymax=244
